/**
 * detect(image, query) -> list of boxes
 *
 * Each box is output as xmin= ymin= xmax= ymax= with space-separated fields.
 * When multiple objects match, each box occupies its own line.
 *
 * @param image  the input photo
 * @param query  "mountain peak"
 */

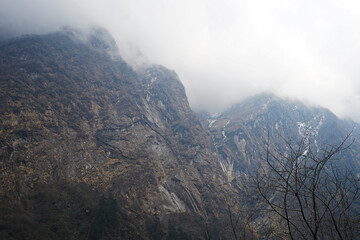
xmin=199 ymin=92 xmax=359 ymax=179
xmin=0 ymin=29 xmax=230 ymax=238
xmin=60 ymin=26 xmax=121 ymax=60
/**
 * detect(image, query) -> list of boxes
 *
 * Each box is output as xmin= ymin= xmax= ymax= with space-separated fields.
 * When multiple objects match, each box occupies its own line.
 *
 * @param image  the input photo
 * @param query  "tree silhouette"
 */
xmin=255 ymin=133 xmax=360 ymax=240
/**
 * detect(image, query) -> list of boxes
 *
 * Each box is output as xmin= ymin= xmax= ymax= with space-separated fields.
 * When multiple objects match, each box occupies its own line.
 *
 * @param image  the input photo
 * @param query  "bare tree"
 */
xmin=255 ymin=132 xmax=360 ymax=240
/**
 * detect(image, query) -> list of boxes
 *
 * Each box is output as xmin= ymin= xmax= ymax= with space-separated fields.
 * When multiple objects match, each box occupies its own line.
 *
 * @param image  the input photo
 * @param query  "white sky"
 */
xmin=1 ymin=0 xmax=360 ymax=121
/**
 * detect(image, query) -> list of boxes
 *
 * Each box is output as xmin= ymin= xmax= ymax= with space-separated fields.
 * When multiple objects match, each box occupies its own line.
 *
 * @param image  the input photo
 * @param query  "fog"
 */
xmin=1 ymin=0 xmax=360 ymax=121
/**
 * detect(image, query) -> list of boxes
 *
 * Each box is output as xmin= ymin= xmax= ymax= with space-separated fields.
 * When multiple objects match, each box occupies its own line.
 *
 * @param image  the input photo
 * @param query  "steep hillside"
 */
xmin=2 ymin=28 xmax=358 ymax=239
xmin=343 ymin=118 xmax=360 ymax=139
xmin=199 ymin=93 xmax=360 ymax=183
xmin=0 ymin=29 xmax=230 ymax=239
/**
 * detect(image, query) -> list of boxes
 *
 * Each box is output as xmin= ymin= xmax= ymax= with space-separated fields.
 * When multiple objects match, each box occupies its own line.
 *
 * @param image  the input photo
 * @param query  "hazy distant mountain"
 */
xmin=199 ymin=93 xmax=360 ymax=183
xmin=1 ymin=28 xmax=359 ymax=239
xmin=343 ymin=118 xmax=360 ymax=139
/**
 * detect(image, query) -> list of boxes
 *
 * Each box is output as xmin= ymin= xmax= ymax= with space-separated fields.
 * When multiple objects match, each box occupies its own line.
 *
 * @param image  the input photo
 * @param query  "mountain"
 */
xmin=0 ymin=28 xmax=231 ymax=239
xmin=343 ymin=118 xmax=360 ymax=139
xmin=1 ymin=27 xmax=359 ymax=239
xmin=199 ymin=93 xmax=360 ymax=183
xmin=198 ymin=94 xmax=360 ymax=238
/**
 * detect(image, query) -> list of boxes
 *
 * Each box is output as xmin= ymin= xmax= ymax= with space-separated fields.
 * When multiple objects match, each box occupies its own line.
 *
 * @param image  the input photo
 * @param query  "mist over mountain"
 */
xmin=0 ymin=28 xmax=235 ymax=239
xmin=199 ymin=93 xmax=360 ymax=180
xmin=0 ymin=23 xmax=359 ymax=239
xmin=1 ymin=0 xmax=360 ymax=121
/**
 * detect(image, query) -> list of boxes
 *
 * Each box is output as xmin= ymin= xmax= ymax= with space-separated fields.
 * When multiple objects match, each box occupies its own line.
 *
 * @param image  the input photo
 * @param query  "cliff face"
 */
xmin=2 ymin=28 xmax=358 ymax=239
xmin=199 ymin=93 xmax=360 ymax=183
xmin=0 ymin=29 xmax=228 ymax=238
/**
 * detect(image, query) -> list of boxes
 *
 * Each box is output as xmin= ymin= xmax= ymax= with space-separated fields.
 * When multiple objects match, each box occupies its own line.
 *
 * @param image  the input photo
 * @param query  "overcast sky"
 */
xmin=1 ymin=0 xmax=360 ymax=121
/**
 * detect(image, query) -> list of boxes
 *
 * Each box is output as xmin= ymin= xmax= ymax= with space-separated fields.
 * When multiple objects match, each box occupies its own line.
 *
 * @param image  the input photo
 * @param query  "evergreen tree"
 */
xmin=88 ymin=194 xmax=119 ymax=240
xmin=146 ymin=214 xmax=164 ymax=240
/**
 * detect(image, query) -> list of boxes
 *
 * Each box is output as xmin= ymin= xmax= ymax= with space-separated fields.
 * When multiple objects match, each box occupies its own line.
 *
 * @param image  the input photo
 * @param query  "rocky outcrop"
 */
xmin=199 ymin=93 xmax=360 ymax=182
xmin=3 ymin=28 xmax=357 ymax=239
xmin=0 ymin=29 xmax=229 ymax=238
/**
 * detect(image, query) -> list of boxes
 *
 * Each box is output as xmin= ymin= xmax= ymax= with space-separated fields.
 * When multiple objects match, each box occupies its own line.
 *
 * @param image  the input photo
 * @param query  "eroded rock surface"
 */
xmin=0 ymin=29 xmax=229 ymax=238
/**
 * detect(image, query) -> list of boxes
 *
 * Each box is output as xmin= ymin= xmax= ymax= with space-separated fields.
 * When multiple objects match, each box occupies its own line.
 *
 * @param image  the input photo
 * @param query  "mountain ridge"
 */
xmin=0 ymin=29 xmax=232 ymax=239
xmin=1 ymin=29 xmax=359 ymax=239
xmin=199 ymin=93 xmax=360 ymax=182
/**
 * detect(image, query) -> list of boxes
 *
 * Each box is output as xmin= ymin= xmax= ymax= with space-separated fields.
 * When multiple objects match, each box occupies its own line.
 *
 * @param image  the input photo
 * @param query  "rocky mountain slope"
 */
xmin=1 ymin=28 xmax=359 ymax=239
xmin=0 ymin=28 xmax=232 ymax=239
xmin=199 ymin=93 xmax=360 ymax=183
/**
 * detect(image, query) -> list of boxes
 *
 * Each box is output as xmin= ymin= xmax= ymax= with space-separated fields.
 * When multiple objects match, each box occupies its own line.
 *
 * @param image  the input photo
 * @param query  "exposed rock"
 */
xmin=199 ymin=93 xmax=360 ymax=181
xmin=0 ymin=29 xmax=229 ymax=238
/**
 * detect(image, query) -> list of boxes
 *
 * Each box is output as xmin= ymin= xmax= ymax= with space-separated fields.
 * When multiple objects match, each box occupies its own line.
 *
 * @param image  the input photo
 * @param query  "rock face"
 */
xmin=1 ymin=28 xmax=359 ymax=239
xmin=0 ymin=29 xmax=228 ymax=239
xmin=199 ymin=93 xmax=360 ymax=183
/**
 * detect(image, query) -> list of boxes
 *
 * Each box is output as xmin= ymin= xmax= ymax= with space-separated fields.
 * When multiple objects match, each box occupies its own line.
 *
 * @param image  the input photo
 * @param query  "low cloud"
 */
xmin=1 ymin=0 xmax=360 ymax=121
